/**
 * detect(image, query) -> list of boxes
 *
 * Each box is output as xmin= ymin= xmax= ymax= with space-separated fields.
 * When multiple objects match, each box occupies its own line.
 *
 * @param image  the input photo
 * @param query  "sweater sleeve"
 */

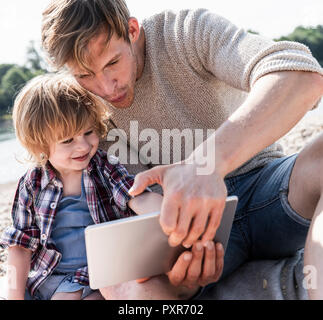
xmin=167 ymin=9 xmax=323 ymax=92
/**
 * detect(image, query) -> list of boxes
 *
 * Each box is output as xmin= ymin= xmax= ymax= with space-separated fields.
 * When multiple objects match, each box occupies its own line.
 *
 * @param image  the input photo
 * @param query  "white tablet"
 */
xmin=85 ymin=196 xmax=238 ymax=289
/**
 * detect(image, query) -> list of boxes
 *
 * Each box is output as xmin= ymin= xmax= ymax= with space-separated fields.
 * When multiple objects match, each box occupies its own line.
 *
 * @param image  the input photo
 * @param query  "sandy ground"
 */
xmin=0 ymin=182 xmax=16 ymax=278
xmin=0 ymin=116 xmax=322 ymax=289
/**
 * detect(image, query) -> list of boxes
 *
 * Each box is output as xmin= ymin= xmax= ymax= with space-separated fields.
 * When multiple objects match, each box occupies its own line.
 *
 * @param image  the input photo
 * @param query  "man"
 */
xmin=42 ymin=0 xmax=323 ymax=299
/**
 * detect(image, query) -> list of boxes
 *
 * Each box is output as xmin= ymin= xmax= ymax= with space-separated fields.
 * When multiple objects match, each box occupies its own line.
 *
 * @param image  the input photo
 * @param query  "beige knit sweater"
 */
xmin=100 ymin=9 xmax=323 ymax=182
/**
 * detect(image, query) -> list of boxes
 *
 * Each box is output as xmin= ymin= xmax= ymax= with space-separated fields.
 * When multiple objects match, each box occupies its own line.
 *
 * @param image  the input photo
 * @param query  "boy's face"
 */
xmin=48 ymin=125 xmax=99 ymax=176
xmin=67 ymin=20 xmax=141 ymax=109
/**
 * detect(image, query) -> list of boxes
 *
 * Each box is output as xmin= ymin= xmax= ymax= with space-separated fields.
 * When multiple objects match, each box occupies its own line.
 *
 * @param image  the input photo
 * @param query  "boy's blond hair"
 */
xmin=13 ymin=73 xmax=108 ymax=166
xmin=41 ymin=0 xmax=130 ymax=71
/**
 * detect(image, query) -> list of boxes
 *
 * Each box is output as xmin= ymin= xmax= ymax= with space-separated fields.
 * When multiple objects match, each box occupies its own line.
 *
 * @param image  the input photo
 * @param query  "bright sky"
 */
xmin=0 ymin=0 xmax=322 ymax=65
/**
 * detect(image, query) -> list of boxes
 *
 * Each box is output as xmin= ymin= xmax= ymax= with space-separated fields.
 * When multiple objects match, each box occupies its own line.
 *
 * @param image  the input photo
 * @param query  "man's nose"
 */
xmin=96 ymin=72 xmax=117 ymax=98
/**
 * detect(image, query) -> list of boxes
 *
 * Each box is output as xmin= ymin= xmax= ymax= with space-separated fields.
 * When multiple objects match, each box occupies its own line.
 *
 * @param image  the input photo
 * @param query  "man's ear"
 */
xmin=128 ymin=17 xmax=140 ymax=43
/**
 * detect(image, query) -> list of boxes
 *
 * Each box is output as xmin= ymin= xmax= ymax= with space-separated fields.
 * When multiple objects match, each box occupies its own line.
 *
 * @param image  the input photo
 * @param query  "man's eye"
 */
xmin=85 ymin=130 xmax=93 ymax=136
xmin=62 ymin=138 xmax=73 ymax=144
xmin=78 ymin=74 xmax=90 ymax=79
xmin=78 ymin=73 xmax=93 ymax=79
xmin=104 ymin=60 xmax=119 ymax=69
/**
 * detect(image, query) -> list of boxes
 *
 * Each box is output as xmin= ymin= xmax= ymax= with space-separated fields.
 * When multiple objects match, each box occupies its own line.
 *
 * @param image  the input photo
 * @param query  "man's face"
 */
xmin=68 ymin=32 xmax=138 ymax=109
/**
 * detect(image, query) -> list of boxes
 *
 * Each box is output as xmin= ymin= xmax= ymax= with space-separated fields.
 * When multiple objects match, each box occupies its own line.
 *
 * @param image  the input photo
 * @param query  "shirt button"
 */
xmin=108 ymin=155 xmax=120 ymax=165
xmin=42 ymin=270 xmax=48 ymax=277
xmin=50 ymin=202 xmax=57 ymax=209
xmin=41 ymin=234 xmax=47 ymax=241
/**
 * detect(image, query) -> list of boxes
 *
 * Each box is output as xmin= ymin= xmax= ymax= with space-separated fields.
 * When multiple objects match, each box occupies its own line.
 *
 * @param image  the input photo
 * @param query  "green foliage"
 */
xmin=275 ymin=25 xmax=323 ymax=67
xmin=1 ymin=67 xmax=29 ymax=95
xmin=0 ymin=64 xmax=15 ymax=82
xmin=247 ymin=29 xmax=259 ymax=35
xmin=0 ymin=41 xmax=48 ymax=117
xmin=0 ymin=65 xmax=32 ymax=116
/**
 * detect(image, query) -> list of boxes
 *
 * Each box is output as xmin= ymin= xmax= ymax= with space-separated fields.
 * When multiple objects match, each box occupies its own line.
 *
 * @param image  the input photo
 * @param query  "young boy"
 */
xmin=0 ymin=73 xmax=199 ymax=300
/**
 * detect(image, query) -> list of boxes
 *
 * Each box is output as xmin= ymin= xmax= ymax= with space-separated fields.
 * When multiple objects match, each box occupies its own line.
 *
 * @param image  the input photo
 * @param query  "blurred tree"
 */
xmin=247 ymin=29 xmax=259 ymax=35
xmin=0 ymin=66 xmax=29 ymax=115
xmin=0 ymin=42 xmax=49 ymax=116
xmin=1 ymin=66 xmax=29 ymax=96
xmin=276 ymin=25 xmax=323 ymax=66
xmin=25 ymin=40 xmax=48 ymax=73
xmin=0 ymin=64 xmax=15 ymax=83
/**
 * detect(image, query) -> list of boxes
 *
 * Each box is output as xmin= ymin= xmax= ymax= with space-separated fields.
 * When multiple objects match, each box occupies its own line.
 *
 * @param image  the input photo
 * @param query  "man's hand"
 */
xmin=167 ymin=240 xmax=224 ymax=289
xmin=136 ymin=277 xmax=151 ymax=283
xmin=128 ymin=162 xmax=227 ymax=248
xmin=134 ymin=241 xmax=224 ymax=291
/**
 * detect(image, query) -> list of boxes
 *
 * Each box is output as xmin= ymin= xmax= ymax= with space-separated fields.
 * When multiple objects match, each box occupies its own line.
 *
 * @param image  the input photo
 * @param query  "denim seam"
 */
xmin=279 ymin=154 xmax=311 ymax=227
xmin=279 ymin=153 xmax=298 ymax=193
xmin=235 ymin=219 xmax=251 ymax=249
xmin=246 ymin=195 xmax=281 ymax=213
xmin=225 ymin=177 xmax=236 ymax=195
xmin=243 ymin=155 xmax=298 ymax=214
xmin=228 ymin=178 xmax=235 ymax=194
xmin=231 ymin=166 xmax=264 ymax=179
xmin=279 ymin=191 xmax=311 ymax=227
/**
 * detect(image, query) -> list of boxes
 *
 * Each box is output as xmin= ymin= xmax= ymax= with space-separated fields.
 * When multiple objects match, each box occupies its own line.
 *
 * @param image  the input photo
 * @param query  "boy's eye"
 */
xmin=62 ymin=138 xmax=73 ymax=144
xmin=85 ymin=130 xmax=94 ymax=136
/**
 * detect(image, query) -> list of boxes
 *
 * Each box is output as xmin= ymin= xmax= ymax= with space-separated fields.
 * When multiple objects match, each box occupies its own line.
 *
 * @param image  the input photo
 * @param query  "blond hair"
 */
xmin=42 ymin=0 xmax=130 ymax=70
xmin=13 ymin=73 xmax=108 ymax=166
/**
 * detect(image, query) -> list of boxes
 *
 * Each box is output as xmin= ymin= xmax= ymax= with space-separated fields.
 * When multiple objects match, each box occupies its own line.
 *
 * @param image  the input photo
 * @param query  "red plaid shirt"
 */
xmin=0 ymin=149 xmax=136 ymax=296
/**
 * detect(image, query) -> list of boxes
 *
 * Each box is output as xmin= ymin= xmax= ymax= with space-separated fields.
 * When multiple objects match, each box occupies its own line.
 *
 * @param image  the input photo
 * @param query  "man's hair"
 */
xmin=13 ymin=73 xmax=108 ymax=166
xmin=41 ymin=0 xmax=130 ymax=70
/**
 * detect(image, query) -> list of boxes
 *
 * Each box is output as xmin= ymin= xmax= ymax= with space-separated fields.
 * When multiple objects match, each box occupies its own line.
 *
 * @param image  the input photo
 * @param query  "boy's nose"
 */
xmin=76 ymin=138 xmax=91 ymax=152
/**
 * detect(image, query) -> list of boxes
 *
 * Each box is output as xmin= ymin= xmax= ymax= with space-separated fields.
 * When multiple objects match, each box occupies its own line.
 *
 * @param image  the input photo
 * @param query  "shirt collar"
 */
xmin=39 ymin=157 xmax=98 ymax=191
xmin=40 ymin=162 xmax=61 ymax=190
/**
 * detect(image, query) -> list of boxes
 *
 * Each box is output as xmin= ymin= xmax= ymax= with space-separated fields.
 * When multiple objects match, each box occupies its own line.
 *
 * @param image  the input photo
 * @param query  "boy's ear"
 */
xmin=128 ymin=17 xmax=140 ymax=43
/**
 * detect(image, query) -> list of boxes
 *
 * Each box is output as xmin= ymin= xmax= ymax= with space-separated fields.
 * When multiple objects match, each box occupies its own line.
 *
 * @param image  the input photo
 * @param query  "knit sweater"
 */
xmin=100 ymin=9 xmax=323 ymax=182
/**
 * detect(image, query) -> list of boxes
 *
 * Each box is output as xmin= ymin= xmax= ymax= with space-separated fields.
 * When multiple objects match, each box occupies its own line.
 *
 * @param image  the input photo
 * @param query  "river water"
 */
xmin=0 ymin=119 xmax=29 ymax=184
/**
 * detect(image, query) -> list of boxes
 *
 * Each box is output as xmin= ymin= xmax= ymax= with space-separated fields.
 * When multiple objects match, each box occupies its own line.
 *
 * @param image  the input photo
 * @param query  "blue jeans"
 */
xmin=25 ymin=273 xmax=96 ymax=300
xmin=222 ymin=154 xmax=310 ymax=278
xmin=193 ymin=154 xmax=311 ymax=299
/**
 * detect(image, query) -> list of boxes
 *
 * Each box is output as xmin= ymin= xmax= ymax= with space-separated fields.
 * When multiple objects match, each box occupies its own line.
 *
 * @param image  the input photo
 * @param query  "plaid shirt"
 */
xmin=0 ymin=149 xmax=136 ymax=297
